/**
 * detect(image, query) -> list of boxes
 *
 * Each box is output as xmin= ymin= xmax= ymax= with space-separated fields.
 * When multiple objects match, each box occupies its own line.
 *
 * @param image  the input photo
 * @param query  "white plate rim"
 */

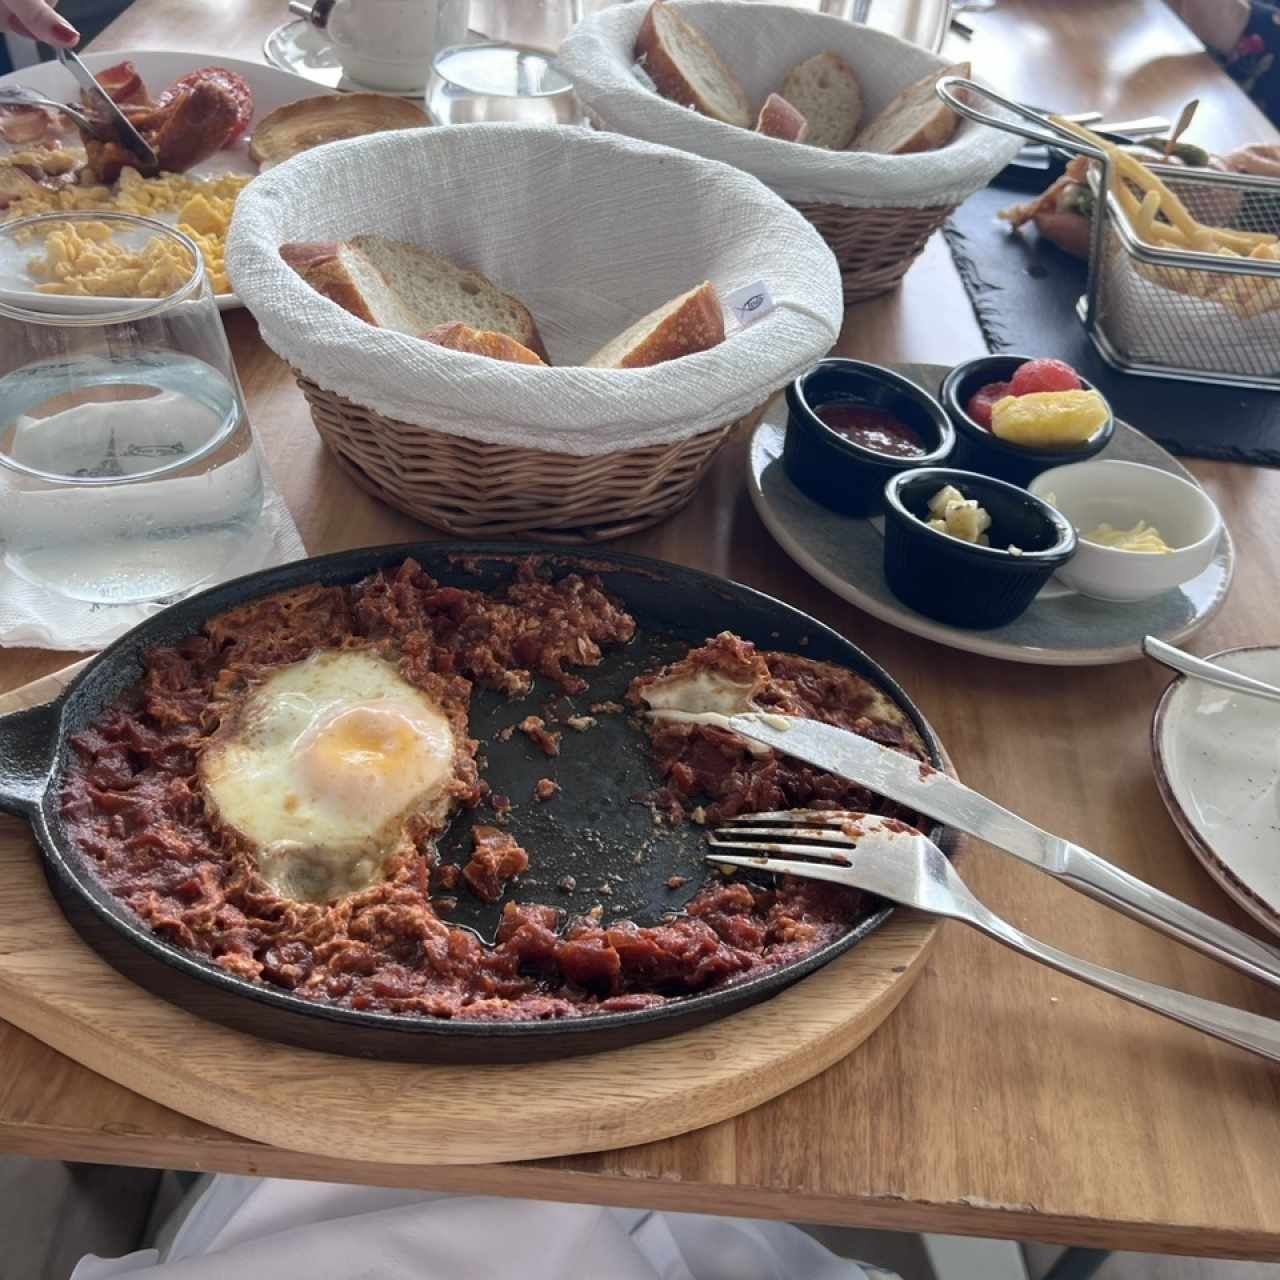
xmin=1151 ymin=647 xmax=1280 ymax=937
xmin=0 ymin=50 xmax=336 ymax=310
xmin=746 ymin=373 xmax=1236 ymax=668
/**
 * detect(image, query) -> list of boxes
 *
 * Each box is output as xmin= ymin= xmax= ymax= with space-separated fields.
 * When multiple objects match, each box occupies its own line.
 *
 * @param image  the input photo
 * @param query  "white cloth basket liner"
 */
xmin=226 ymin=123 xmax=843 ymax=457
xmin=559 ymin=0 xmax=1023 ymax=208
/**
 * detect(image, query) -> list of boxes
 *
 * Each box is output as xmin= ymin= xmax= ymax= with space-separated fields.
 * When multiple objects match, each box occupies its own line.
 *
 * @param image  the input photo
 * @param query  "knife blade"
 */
xmin=726 ymin=713 xmax=1280 ymax=991
xmin=55 ymin=47 xmax=158 ymax=175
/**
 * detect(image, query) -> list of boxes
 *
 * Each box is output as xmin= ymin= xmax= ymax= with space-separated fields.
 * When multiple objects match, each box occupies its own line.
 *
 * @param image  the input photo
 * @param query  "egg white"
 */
xmin=638 ymin=666 xmax=772 ymax=757
xmin=199 ymin=649 xmax=457 ymax=903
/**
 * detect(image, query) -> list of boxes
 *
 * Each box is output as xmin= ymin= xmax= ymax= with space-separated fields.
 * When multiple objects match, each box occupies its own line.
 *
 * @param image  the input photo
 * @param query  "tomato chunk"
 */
xmin=966 ymin=379 xmax=1013 ymax=429
xmin=1010 ymin=357 xmax=1082 ymax=396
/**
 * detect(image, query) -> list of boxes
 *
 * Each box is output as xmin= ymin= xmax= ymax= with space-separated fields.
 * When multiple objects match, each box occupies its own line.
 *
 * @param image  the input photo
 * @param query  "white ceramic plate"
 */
xmin=1153 ymin=648 xmax=1280 ymax=937
xmin=746 ymin=362 xmax=1235 ymax=667
xmin=0 ymin=51 xmax=334 ymax=310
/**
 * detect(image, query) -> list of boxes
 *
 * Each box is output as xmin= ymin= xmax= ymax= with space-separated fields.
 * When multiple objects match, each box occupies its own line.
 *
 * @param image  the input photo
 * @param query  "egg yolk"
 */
xmin=296 ymin=703 xmax=448 ymax=821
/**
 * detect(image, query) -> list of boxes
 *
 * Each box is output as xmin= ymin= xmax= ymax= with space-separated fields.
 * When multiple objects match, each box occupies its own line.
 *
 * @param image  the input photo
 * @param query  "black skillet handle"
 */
xmin=0 ymin=698 xmax=60 ymax=816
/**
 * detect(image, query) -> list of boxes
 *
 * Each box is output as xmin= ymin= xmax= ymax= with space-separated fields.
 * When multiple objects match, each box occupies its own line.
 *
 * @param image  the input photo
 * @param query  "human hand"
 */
xmin=1225 ymin=142 xmax=1280 ymax=177
xmin=1165 ymin=0 xmax=1249 ymax=56
xmin=1 ymin=0 xmax=78 ymax=45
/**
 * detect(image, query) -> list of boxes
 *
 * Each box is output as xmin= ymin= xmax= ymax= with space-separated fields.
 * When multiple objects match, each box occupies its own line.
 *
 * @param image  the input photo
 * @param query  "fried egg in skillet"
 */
xmin=199 ymin=649 xmax=463 ymax=904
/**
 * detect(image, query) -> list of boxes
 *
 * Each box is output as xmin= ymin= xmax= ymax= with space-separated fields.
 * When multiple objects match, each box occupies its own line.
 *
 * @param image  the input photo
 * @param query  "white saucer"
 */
xmin=1153 ymin=648 xmax=1280 ymax=937
xmin=746 ymin=362 xmax=1235 ymax=667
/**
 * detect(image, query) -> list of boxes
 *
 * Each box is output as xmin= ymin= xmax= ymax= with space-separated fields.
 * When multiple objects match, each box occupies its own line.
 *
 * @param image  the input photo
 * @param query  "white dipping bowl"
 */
xmin=1028 ymin=460 xmax=1222 ymax=603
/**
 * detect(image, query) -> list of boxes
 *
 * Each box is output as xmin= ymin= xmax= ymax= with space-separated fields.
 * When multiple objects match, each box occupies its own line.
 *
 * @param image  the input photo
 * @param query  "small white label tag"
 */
xmin=631 ymin=60 xmax=657 ymax=93
xmin=724 ymin=279 xmax=775 ymax=330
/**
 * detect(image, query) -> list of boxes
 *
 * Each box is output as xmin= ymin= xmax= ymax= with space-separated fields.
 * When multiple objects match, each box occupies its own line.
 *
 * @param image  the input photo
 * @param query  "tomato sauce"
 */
xmin=815 ymin=402 xmax=928 ymax=457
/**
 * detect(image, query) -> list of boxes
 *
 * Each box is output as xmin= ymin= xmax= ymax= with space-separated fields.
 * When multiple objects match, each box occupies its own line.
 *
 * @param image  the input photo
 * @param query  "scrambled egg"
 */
xmin=4 ymin=163 xmax=249 ymax=297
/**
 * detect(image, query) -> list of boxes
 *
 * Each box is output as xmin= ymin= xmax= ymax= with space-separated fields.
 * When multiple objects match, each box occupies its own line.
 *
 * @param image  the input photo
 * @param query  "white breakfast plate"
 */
xmin=747 ymin=361 xmax=1235 ymax=667
xmin=0 ymin=51 xmax=334 ymax=310
xmin=1153 ymin=648 xmax=1280 ymax=937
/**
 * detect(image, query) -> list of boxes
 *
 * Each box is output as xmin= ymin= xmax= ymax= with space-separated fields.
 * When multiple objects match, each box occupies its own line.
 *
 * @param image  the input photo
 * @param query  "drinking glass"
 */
xmin=426 ymin=0 xmax=590 ymax=125
xmin=0 ymin=212 xmax=264 ymax=605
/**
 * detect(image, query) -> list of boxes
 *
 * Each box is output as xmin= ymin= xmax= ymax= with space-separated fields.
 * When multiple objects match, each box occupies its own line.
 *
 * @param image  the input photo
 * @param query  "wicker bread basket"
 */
xmin=296 ymin=374 xmax=755 ymax=542
xmin=228 ymin=125 xmax=842 ymax=542
xmin=790 ymin=199 xmax=954 ymax=302
xmin=561 ymin=2 xmax=1022 ymax=303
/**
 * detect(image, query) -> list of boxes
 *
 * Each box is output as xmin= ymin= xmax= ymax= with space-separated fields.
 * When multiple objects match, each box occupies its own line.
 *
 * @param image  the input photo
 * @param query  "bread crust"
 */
xmin=421 ymin=321 xmax=547 ymax=366
xmin=279 ymin=238 xmax=549 ymax=360
xmin=587 ymin=281 xmax=725 ymax=369
xmin=852 ymin=61 xmax=970 ymax=155
xmin=278 ymin=241 xmax=379 ymax=325
xmin=756 ymin=93 xmax=809 ymax=144
xmin=635 ymin=1 xmax=752 ymax=129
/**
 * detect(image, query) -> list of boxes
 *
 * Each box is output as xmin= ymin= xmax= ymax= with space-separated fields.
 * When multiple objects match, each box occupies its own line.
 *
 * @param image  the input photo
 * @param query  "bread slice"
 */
xmin=279 ymin=235 xmax=547 ymax=358
xmin=635 ymin=1 xmax=752 ymax=129
xmin=755 ymin=92 xmax=808 ymax=144
xmin=421 ymin=321 xmax=546 ymax=366
xmin=584 ymin=281 xmax=724 ymax=369
xmin=778 ymin=52 xmax=861 ymax=150
xmin=249 ymin=93 xmax=429 ymax=169
xmin=852 ymin=61 xmax=969 ymax=155
xmin=278 ymin=241 xmax=391 ymax=327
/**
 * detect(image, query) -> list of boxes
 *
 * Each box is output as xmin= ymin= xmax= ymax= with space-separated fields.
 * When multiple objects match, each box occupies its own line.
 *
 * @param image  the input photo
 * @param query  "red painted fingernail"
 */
xmin=51 ymin=17 xmax=79 ymax=43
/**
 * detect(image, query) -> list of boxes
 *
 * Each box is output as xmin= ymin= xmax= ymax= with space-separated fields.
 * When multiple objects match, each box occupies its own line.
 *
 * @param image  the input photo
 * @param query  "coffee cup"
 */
xmin=291 ymin=0 xmax=469 ymax=93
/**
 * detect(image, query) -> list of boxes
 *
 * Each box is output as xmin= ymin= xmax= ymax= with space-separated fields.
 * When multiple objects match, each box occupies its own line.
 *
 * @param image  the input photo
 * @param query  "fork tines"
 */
xmin=706 ymin=832 xmax=854 ymax=865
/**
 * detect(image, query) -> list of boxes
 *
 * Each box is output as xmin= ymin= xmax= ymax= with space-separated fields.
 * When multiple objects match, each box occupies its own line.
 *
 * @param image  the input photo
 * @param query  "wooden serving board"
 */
xmin=0 ymin=666 xmax=944 ymax=1166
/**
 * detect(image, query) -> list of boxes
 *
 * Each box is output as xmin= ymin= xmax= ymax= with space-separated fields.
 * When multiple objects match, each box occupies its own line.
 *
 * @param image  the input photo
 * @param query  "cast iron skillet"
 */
xmin=0 ymin=543 xmax=947 ymax=1063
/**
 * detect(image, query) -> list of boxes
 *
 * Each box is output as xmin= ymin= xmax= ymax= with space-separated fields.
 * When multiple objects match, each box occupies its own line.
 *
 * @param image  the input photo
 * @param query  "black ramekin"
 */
xmin=940 ymin=354 xmax=1115 ymax=488
xmin=883 ymin=467 xmax=1078 ymax=629
xmin=783 ymin=359 xmax=955 ymax=517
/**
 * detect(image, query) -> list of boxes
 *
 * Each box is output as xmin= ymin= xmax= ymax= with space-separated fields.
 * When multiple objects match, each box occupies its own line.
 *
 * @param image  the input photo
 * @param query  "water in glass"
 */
xmin=0 ymin=212 xmax=264 ymax=605
xmin=427 ymin=0 xmax=590 ymax=124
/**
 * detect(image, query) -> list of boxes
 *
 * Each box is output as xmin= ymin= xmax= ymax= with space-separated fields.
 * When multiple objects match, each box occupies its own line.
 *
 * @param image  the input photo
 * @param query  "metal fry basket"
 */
xmin=937 ymin=77 xmax=1280 ymax=390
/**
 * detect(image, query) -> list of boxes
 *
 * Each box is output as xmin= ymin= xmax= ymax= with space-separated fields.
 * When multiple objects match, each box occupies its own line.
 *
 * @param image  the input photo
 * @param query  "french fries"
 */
xmin=1134 ymin=188 xmax=1162 ymax=242
xmin=1048 ymin=114 xmax=1280 ymax=321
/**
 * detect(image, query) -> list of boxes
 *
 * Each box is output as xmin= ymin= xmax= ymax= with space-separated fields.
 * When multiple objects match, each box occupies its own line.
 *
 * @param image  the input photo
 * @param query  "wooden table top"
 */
xmin=4 ymin=0 xmax=1280 ymax=1260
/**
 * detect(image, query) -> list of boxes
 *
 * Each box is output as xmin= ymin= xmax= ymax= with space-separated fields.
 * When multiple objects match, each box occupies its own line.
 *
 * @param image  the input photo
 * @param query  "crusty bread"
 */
xmin=584 ymin=281 xmax=724 ymax=369
xmin=755 ymin=92 xmax=808 ymax=144
xmin=778 ymin=52 xmax=861 ymax=150
xmin=249 ymin=93 xmax=429 ymax=170
xmin=635 ymin=1 xmax=752 ymax=129
xmin=279 ymin=235 xmax=547 ymax=358
xmin=278 ymin=241 xmax=387 ymax=326
xmin=421 ymin=321 xmax=547 ymax=366
xmin=852 ymin=61 xmax=970 ymax=155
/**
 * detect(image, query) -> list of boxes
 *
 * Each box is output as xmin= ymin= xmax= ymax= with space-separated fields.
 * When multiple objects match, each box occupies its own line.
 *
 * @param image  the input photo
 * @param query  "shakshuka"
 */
xmin=60 ymin=559 xmax=927 ymax=1021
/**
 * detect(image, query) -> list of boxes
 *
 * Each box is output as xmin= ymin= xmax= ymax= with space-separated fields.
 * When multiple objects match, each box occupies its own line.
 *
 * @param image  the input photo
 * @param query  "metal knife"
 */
xmin=725 ymin=713 xmax=1280 ymax=991
xmin=55 ymin=47 xmax=158 ymax=175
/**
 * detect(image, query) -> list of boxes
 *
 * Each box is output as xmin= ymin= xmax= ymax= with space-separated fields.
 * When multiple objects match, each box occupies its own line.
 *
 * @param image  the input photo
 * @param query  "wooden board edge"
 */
xmin=0 ymin=845 xmax=940 ymax=1164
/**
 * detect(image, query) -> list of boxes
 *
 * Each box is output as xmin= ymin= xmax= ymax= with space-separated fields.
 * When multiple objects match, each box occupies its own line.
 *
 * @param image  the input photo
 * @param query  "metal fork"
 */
xmin=709 ymin=812 xmax=1280 ymax=1065
xmin=0 ymin=84 xmax=103 ymax=138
